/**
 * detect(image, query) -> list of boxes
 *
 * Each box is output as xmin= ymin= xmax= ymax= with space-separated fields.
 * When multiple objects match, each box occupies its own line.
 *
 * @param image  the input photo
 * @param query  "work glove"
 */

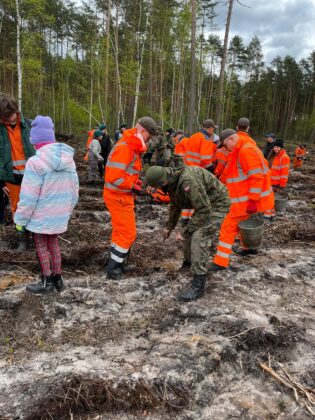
xmin=98 ymin=157 xmax=104 ymax=162
xmin=247 ymin=199 xmax=258 ymax=214
xmin=15 ymin=224 xmax=25 ymax=232
xmin=132 ymin=179 xmax=143 ymax=193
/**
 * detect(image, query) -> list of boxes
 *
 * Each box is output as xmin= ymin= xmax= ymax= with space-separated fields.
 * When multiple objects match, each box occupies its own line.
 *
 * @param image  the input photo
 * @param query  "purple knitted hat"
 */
xmin=30 ymin=116 xmax=55 ymax=144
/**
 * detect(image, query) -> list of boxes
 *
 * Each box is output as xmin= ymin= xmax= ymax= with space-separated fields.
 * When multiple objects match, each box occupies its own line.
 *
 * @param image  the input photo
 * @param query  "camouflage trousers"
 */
xmin=181 ymin=212 xmax=227 ymax=275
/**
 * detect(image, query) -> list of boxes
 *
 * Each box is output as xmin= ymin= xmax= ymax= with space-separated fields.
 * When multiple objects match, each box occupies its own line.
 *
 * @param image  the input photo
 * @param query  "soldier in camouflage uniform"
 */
xmin=145 ymin=165 xmax=230 ymax=302
xmin=151 ymin=131 xmax=166 ymax=164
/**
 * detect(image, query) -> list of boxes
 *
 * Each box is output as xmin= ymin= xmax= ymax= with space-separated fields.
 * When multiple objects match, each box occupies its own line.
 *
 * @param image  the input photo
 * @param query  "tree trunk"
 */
xmin=15 ymin=0 xmax=22 ymax=111
xmin=187 ymin=0 xmax=196 ymax=135
xmin=104 ymin=0 xmax=111 ymax=118
xmin=133 ymin=1 xmax=150 ymax=126
xmin=215 ymin=0 xmax=234 ymax=131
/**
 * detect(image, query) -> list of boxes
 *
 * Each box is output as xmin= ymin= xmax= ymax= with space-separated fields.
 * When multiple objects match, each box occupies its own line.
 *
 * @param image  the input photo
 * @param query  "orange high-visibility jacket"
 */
xmin=294 ymin=146 xmax=306 ymax=159
xmin=104 ymin=128 xmax=146 ymax=194
xmin=84 ymin=129 xmax=95 ymax=161
xmin=184 ymin=131 xmax=215 ymax=169
xmin=174 ymin=136 xmax=188 ymax=157
xmin=146 ymin=186 xmax=170 ymax=204
xmin=224 ymin=137 xmax=274 ymax=216
xmin=236 ymin=130 xmax=257 ymax=146
xmin=270 ymin=149 xmax=290 ymax=187
xmin=214 ymin=147 xmax=229 ymax=179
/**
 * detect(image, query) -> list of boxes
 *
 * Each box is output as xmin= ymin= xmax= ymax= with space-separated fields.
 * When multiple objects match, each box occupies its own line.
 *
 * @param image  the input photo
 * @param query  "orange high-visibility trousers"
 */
xmin=5 ymin=182 xmax=21 ymax=214
xmin=103 ymin=189 xmax=136 ymax=252
xmin=293 ymin=157 xmax=303 ymax=170
xmin=213 ymin=212 xmax=249 ymax=267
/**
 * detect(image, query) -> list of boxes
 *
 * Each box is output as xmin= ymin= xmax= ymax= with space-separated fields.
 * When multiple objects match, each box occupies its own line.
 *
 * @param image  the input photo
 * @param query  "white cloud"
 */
xmin=209 ymin=0 xmax=315 ymax=64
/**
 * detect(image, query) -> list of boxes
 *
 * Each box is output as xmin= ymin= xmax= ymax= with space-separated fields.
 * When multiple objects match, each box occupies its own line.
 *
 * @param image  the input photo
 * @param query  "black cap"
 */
xmin=265 ymin=133 xmax=275 ymax=139
xmin=218 ymin=129 xmax=237 ymax=148
xmin=273 ymin=139 xmax=284 ymax=148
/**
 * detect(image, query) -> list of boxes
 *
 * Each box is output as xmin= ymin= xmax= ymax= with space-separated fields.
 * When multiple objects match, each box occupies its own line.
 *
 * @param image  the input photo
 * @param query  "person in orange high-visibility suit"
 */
xmin=209 ymin=128 xmax=274 ymax=271
xmin=0 ymin=94 xmax=35 ymax=251
xmin=293 ymin=145 xmax=307 ymax=170
xmin=180 ymin=120 xmax=217 ymax=227
xmin=174 ymin=130 xmax=188 ymax=158
xmin=264 ymin=139 xmax=290 ymax=219
xmin=184 ymin=119 xmax=217 ymax=170
xmin=104 ymin=116 xmax=158 ymax=280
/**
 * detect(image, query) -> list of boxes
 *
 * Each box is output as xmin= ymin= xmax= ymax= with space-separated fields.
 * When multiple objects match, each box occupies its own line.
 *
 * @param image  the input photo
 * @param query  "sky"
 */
xmin=212 ymin=0 xmax=315 ymax=65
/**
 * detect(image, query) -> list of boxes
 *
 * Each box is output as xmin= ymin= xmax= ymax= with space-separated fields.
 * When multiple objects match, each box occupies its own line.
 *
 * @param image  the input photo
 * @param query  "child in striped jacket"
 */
xmin=14 ymin=116 xmax=79 ymax=294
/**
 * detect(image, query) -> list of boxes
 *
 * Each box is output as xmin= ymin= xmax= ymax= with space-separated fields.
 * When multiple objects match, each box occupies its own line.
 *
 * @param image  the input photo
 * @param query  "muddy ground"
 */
xmin=0 ymin=143 xmax=314 ymax=420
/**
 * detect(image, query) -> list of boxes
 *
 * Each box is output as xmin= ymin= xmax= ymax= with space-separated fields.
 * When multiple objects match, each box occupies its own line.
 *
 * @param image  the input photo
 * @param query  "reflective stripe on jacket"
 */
xmin=184 ymin=131 xmax=215 ymax=169
xmin=104 ymin=128 xmax=146 ymax=194
xmin=270 ymin=149 xmax=290 ymax=187
xmin=0 ymin=114 xmax=34 ymax=182
xmin=224 ymin=137 xmax=274 ymax=216
xmin=174 ymin=136 xmax=188 ymax=157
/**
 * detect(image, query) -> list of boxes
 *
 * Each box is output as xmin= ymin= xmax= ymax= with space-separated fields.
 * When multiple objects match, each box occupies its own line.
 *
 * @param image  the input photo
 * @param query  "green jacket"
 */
xmin=166 ymin=166 xmax=230 ymax=233
xmin=0 ymin=115 xmax=34 ymax=183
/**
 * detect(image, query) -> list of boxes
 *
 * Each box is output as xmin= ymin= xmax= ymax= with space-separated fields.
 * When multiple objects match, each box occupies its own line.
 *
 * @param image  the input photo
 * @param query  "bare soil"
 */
xmin=0 ymin=143 xmax=314 ymax=419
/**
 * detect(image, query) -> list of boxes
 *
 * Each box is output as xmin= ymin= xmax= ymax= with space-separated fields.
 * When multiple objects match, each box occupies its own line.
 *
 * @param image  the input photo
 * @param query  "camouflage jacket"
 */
xmin=166 ymin=166 xmax=230 ymax=233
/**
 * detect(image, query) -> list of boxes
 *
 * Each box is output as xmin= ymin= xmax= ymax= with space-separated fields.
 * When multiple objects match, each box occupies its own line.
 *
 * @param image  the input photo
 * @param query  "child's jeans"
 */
xmin=33 ymin=233 xmax=61 ymax=276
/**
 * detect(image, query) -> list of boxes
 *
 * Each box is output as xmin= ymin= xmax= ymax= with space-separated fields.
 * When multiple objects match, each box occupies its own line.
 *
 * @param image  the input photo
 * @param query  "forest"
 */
xmin=0 ymin=0 xmax=315 ymax=140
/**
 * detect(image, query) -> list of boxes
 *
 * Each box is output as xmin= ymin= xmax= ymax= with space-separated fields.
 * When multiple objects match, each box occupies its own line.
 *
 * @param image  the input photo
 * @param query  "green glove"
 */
xmin=15 ymin=224 xmax=25 ymax=232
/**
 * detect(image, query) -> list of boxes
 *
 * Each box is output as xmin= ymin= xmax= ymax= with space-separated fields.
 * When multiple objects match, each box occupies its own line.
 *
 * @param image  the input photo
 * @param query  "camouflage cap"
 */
xmin=145 ymin=166 xmax=168 ymax=187
xmin=174 ymin=129 xmax=184 ymax=136
xmin=138 ymin=116 xmax=159 ymax=136
xmin=218 ymin=129 xmax=237 ymax=148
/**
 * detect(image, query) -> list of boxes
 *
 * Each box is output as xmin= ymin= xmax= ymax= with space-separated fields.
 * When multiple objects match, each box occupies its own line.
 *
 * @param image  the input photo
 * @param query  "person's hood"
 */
xmin=35 ymin=143 xmax=75 ymax=172
xmin=123 ymin=128 xmax=147 ymax=153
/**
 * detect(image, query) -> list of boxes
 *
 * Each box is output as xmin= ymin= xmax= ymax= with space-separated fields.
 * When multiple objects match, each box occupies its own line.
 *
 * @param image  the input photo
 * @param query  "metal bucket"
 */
xmin=238 ymin=217 xmax=264 ymax=250
xmin=274 ymin=193 xmax=288 ymax=213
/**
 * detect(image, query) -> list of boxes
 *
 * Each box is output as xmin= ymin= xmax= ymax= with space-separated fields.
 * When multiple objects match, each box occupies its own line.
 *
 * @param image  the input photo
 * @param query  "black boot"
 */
xmin=106 ymin=258 xmax=124 ymax=280
xmin=233 ymin=248 xmax=258 ymax=256
xmin=208 ymin=262 xmax=227 ymax=272
xmin=52 ymin=274 xmax=64 ymax=292
xmin=179 ymin=260 xmax=191 ymax=271
xmin=26 ymin=275 xmax=54 ymax=295
xmin=16 ymin=231 xmax=29 ymax=252
xmin=178 ymin=274 xmax=206 ymax=302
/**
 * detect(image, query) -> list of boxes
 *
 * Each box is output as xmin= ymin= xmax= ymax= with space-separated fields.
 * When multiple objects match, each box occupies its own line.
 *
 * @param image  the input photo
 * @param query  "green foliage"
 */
xmin=0 ymin=0 xmax=313 ymax=141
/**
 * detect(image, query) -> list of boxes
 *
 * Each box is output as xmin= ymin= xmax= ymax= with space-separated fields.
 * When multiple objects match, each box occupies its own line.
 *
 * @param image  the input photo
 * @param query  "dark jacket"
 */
xmin=100 ymin=134 xmax=112 ymax=165
xmin=263 ymin=141 xmax=275 ymax=159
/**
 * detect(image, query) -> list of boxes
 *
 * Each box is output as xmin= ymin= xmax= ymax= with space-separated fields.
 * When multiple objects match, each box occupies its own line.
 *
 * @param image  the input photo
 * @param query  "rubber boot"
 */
xmin=179 ymin=260 xmax=191 ymax=271
xmin=178 ymin=274 xmax=206 ymax=302
xmin=208 ymin=262 xmax=227 ymax=272
xmin=26 ymin=275 xmax=54 ymax=295
xmin=16 ymin=230 xmax=29 ymax=252
xmin=52 ymin=274 xmax=64 ymax=292
xmin=233 ymin=248 xmax=258 ymax=256
xmin=106 ymin=258 xmax=124 ymax=280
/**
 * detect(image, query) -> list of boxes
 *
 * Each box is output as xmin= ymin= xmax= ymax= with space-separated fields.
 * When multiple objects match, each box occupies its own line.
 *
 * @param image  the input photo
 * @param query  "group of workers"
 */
xmin=0 ymin=92 xmax=309 ymax=301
